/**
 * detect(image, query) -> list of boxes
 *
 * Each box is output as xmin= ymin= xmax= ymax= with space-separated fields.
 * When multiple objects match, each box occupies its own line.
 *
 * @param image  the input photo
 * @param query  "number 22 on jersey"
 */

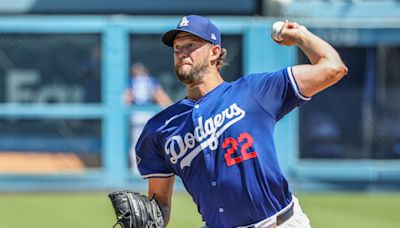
xmin=222 ymin=132 xmax=258 ymax=166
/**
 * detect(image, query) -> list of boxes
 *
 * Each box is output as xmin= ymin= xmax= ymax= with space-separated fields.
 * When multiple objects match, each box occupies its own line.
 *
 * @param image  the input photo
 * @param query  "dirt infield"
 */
xmin=0 ymin=152 xmax=85 ymax=173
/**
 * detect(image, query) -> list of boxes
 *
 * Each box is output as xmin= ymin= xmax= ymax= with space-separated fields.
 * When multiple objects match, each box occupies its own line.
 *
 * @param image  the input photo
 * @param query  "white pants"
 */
xmin=238 ymin=196 xmax=311 ymax=228
xmin=276 ymin=196 xmax=311 ymax=228
xmin=204 ymin=196 xmax=311 ymax=228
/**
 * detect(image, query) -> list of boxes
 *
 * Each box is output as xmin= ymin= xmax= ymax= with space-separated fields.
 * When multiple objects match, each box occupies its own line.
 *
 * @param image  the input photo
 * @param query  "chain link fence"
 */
xmin=0 ymin=33 xmax=102 ymax=173
xmin=0 ymin=33 xmax=101 ymax=103
xmin=299 ymin=46 xmax=400 ymax=160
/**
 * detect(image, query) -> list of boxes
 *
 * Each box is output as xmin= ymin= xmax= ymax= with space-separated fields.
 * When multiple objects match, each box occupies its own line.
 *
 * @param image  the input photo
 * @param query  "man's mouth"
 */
xmin=177 ymin=61 xmax=192 ymax=67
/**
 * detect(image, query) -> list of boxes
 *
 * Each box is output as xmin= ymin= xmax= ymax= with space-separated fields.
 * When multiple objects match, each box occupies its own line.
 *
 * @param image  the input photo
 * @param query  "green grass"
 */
xmin=0 ymin=192 xmax=399 ymax=228
xmin=299 ymin=192 xmax=400 ymax=228
xmin=0 ymin=192 xmax=202 ymax=228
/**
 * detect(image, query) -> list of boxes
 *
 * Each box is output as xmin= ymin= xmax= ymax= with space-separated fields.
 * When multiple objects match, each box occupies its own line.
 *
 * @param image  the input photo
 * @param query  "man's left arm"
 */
xmin=148 ymin=176 xmax=175 ymax=227
xmin=277 ymin=20 xmax=348 ymax=97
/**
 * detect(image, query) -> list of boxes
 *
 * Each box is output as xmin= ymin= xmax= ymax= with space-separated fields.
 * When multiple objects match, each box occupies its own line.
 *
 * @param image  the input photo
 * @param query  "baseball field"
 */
xmin=0 ymin=192 xmax=399 ymax=228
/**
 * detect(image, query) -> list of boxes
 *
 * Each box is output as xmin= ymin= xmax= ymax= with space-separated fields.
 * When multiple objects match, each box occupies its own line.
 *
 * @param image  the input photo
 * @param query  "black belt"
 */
xmin=276 ymin=202 xmax=294 ymax=225
xmin=246 ymin=202 xmax=294 ymax=227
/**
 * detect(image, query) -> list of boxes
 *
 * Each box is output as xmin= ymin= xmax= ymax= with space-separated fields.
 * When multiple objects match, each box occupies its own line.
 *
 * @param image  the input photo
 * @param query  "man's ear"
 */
xmin=210 ymin=45 xmax=221 ymax=61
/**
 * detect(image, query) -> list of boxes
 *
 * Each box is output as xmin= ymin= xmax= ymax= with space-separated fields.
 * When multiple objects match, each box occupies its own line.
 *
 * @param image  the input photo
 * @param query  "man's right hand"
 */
xmin=274 ymin=20 xmax=309 ymax=47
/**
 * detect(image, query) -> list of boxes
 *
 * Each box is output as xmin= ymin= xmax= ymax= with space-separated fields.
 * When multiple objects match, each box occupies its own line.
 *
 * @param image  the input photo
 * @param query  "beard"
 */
xmin=174 ymin=57 xmax=209 ymax=85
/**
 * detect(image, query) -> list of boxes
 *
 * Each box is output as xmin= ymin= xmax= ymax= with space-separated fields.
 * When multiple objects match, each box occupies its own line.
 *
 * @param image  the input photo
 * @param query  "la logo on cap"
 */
xmin=211 ymin=33 xmax=216 ymax=40
xmin=179 ymin=16 xmax=189 ymax=27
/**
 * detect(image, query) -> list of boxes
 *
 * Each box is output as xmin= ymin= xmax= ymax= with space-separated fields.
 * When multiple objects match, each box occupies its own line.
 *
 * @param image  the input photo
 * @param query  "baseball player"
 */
xmin=135 ymin=15 xmax=348 ymax=227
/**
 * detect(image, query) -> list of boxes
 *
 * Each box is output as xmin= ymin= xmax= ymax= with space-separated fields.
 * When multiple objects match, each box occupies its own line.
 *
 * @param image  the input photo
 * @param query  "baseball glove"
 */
xmin=108 ymin=190 xmax=164 ymax=228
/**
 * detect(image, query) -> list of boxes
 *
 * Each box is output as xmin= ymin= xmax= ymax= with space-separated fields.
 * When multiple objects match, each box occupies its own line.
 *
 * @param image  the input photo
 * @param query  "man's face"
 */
xmin=173 ymin=32 xmax=212 ymax=85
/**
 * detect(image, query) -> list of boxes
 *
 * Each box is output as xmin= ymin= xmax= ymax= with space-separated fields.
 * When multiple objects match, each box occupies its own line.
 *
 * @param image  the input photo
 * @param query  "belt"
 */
xmin=276 ymin=202 xmax=294 ymax=225
xmin=245 ymin=202 xmax=294 ymax=228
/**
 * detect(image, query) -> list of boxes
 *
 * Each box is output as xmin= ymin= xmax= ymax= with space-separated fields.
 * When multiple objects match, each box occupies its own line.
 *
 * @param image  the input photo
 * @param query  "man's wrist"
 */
xmin=294 ymin=26 xmax=309 ymax=47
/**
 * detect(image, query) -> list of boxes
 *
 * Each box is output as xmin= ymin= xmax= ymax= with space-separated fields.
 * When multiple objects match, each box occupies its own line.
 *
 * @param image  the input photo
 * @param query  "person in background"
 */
xmin=124 ymin=62 xmax=172 ymax=106
xmin=123 ymin=62 xmax=172 ymax=175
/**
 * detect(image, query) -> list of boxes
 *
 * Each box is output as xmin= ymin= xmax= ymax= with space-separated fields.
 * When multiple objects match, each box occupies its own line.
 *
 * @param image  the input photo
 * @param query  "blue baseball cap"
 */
xmin=162 ymin=15 xmax=221 ymax=47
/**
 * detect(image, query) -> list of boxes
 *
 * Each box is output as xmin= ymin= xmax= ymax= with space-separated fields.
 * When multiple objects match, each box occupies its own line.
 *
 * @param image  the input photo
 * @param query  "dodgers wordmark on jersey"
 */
xmin=136 ymin=67 xmax=310 ymax=228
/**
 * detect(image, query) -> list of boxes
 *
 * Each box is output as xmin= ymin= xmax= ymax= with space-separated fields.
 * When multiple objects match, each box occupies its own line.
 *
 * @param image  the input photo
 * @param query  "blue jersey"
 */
xmin=136 ymin=67 xmax=310 ymax=228
xmin=128 ymin=75 xmax=160 ymax=105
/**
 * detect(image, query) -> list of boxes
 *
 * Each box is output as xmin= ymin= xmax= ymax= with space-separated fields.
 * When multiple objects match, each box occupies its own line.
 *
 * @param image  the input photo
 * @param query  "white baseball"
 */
xmin=271 ymin=21 xmax=285 ymax=42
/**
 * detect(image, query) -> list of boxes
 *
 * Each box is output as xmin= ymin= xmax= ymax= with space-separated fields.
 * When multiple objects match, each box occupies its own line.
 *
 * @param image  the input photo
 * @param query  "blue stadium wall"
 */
xmin=0 ymin=15 xmax=399 ymax=192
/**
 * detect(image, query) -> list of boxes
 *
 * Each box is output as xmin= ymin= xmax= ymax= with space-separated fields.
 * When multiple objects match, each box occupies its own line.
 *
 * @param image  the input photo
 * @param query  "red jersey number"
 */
xmin=222 ymin=132 xmax=257 ymax=166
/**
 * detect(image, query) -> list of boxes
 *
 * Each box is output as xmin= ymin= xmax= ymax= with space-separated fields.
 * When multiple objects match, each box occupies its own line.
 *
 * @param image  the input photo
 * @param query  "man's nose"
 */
xmin=176 ymin=49 xmax=188 ymax=59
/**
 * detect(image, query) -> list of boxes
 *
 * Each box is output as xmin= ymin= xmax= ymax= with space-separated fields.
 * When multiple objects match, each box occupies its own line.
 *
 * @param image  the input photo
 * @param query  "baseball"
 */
xmin=271 ymin=21 xmax=284 ymax=42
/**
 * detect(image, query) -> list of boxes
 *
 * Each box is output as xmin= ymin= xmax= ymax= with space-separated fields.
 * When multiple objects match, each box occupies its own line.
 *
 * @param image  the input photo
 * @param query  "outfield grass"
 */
xmin=0 ymin=192 xmax=202 ymax=228
xmin=0 ymin=192 xmax=399 ymax=228
xmin=299 ymin=192 xmax=400 ymax=228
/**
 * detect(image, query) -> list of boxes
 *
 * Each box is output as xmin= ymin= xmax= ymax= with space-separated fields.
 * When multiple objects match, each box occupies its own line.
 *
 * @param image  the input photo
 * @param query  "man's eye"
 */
xmin=187 ymin=43 xmax=193 ymax=48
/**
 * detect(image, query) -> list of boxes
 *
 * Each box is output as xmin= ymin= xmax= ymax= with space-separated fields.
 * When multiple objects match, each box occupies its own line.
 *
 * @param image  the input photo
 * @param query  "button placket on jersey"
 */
xmin=191 ymin=102 xmax=216 ymax=186
xmin=194 ymin=107 xmax=223 ymax=218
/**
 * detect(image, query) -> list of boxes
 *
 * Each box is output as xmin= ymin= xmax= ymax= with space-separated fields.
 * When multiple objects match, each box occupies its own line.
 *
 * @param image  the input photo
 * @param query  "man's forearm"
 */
xmin=296 ymin=27 xmax=343 ymax=66
xmin=148 ymin=176 xmax=175 ymax=227
xmin=159 ymin=203 xmax=171 ymax=226
xmin=283 ymin=21 xmax=348 ymax=96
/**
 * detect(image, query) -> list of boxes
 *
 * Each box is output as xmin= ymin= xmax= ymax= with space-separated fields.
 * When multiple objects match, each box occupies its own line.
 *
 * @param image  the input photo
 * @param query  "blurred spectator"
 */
xmin=124 ymin=62 xmax=172 ymax=174
xmin=123 ymin=62 xmax=172 ymax=106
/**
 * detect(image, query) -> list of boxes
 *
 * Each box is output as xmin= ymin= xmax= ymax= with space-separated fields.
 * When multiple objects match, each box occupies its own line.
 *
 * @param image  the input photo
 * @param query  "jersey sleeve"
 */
xmin=135 ymin=125 xmax=175 ymax=178
xmin=244 ymin=67 xmax=311 ymax=120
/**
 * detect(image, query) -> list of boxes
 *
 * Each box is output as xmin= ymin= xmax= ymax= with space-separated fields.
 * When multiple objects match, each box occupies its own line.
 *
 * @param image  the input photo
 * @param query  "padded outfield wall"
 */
xmin=0 ymin=15 xmax=399 ymax=191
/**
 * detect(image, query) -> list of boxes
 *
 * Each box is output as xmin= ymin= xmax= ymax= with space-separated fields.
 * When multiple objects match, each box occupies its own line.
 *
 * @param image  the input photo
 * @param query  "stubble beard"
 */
xmin=174 ymin=58 xmax=209 ymax=86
